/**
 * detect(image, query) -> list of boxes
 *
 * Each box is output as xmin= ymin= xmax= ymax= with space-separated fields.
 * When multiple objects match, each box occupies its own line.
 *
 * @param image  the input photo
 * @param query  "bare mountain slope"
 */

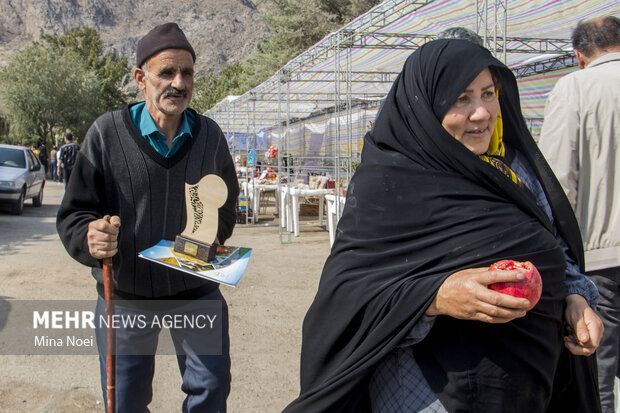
xmin=0 ymin=0 xmax=269 ymax=75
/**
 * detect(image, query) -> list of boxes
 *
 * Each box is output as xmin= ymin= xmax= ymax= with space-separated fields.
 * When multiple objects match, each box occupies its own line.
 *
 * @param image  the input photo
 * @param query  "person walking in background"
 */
xmin=56 ymin=144 xmax=63 ymax=183
xmin=539 ymin=16 xmax=620 ymax=413
xmin=37 ymin=139 xmax=48 ymax=177
xmin=49 ymin=145 xmax=58 ymax=181
xmin=57 ymin=133 xmax=79 ymax=185
xmin=56 ymin=22 xmax=238 ymax=412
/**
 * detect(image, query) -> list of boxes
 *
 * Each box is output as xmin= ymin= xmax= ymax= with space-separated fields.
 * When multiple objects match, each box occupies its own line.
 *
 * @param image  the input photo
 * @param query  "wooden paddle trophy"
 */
xmin=174 ymin=175 xmax=228 ymax=262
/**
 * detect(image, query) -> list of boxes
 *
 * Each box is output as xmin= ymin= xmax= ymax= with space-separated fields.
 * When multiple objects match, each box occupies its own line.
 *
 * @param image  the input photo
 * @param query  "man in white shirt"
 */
xmin=539 ymin=16 xmax=620 ymax=413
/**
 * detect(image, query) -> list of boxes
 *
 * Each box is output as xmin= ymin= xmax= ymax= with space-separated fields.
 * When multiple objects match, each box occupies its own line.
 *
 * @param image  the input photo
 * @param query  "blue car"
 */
xmin=0 ymin=144 xmax=46 ymax=215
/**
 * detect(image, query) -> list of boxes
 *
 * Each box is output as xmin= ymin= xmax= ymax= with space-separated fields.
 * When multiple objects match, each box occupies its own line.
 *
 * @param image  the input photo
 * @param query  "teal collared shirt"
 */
xmin=129 ymin=102 xmax=195 ymax=157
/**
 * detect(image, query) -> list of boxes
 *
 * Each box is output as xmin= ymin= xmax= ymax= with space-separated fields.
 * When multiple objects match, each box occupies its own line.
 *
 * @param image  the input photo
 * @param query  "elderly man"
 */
xmin=436 ymin=26 xmax=483 ymax=46
xmin=539 ymin=16 xmax=620 ymax=413
xmin=57 ymin=23 xmax=238 ymax=412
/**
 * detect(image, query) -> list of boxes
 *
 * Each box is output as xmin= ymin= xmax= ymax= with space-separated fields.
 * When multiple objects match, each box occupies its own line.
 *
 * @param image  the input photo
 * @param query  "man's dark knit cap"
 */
xmin=136 ymin=23 xmax=196 ymax=67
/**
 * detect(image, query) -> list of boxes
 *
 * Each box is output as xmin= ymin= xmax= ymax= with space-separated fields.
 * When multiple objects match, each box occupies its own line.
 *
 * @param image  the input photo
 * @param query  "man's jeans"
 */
xmin=589 ymin=267 xmax=620 ymax=413
xmin=95 ymin=288 xmax=230 ymax=412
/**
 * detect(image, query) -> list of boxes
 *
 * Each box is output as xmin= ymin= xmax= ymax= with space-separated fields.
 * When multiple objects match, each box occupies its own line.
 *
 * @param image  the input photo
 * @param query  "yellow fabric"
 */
xmin=486 ymin=105 xmax=504 ymax=157
xmin=479 ymin=105 xmax=523 ymax=187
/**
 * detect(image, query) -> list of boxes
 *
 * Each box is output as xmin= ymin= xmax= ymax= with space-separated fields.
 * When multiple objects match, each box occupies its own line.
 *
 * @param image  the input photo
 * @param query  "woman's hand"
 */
xmin=426 ymin=267 xmax=531 ymax=323
xmin=564 ymin=294 xmax=603 ymax=356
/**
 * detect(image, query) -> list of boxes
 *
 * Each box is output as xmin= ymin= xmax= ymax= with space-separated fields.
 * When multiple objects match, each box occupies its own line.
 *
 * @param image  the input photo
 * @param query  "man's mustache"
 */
xmin=163 ymin=88 xmax=188 ymax=98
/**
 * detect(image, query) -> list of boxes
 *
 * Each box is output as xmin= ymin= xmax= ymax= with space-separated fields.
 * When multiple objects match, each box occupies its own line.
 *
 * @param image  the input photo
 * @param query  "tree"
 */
xmin=42 ymin=27 xmax=131 ymax=112
xmin=0 ymin=27 xmax=131 ymax=147
xmin=192 ymin=62 xmax=247 ymax=114
xmin=0 ymin=43 xmax=103 ymax=146
xmin=242 ymin=0 xmax=339 ymax=88
xmin=194 ymin=0 xmax=381 ymax=111
xmin=242 ymin=0 xmax=381 ymax=89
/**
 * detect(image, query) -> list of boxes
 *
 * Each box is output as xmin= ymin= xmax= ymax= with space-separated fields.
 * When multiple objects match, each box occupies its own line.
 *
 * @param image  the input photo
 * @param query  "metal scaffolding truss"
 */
xmin=208 ymin=0 xmax=617 ymax=135
xmin=477 ymin=0 xmax=507 ymax=61
xmin=274 ymin=0 xmax=436 ymax=75
xmin=206 ymin=0 xmax=618 ymax=237
xmin=344 ymin=32 xmax=435 ymax=49
xmin=289 ymin=70 xmax=400 ymax=84
xmin=512 ymin=54 xmax=578 ymax=78
xmin=325 ymin=31 xmax=573 ymax=54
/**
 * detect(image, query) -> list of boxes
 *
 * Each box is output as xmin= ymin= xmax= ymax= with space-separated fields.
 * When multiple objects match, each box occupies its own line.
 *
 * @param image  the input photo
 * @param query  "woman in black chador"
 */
xmin=283 ymin=39 xmax=603 ymax=412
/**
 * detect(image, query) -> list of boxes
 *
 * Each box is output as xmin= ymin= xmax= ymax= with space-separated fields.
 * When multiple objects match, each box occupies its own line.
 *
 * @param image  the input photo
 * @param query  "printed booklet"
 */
xmin=139 ymin=240 xmax=251 ymax=287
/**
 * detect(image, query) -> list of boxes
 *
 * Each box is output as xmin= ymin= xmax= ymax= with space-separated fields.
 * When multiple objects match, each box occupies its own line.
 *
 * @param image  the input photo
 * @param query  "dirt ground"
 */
xmin=0 ymin=181 xmax=331 ymax=412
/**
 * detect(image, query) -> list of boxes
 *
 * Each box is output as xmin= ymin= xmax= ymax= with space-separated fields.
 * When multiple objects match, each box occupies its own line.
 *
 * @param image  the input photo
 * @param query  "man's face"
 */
xmin=134 ymin=49 xmax=195 ymax=118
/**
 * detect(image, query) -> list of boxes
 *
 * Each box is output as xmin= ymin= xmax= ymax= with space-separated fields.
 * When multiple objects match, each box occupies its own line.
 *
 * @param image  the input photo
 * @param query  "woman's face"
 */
xmin=441 ymin=68 xmax=499 ymax=155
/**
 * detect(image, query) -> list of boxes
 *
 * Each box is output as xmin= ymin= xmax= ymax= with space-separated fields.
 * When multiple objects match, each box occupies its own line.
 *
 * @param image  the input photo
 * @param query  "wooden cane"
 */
xmin=102 ymin=215 xmax=115 ymax=413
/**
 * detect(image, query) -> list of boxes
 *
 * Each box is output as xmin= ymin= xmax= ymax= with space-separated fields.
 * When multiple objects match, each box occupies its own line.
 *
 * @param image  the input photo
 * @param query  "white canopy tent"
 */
xmin=206 ymin=0 xmax=619 ymax=237
xmin=207 ymin=0 xmax=618 ymax=145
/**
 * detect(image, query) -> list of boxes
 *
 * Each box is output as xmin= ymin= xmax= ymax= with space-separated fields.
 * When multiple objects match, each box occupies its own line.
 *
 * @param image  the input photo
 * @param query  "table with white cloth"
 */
xmin=279 ymin=187 xmax=332 ymax=236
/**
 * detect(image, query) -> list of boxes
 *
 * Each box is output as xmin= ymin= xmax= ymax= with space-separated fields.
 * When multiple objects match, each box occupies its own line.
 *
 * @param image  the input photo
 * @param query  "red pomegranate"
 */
xmin=488 ymin=260 xmax=542 ymax=311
